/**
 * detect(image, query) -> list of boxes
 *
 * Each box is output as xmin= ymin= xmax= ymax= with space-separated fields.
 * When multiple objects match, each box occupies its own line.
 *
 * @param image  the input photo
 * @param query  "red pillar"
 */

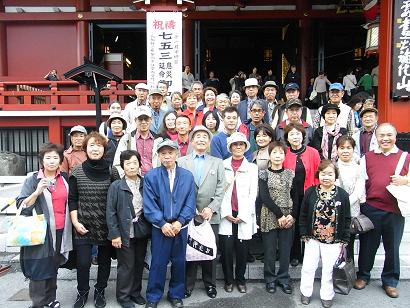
xmin=76 ymin=0 xmax=90 ymax=65
xmin=0 ymin=4 xmax=7 ymax=77
xmin=378 ymin=0 xmax=410 ymax=132
xmin=183 ymin=18 xmax=193 ymax=69
xmin=48 ymin=117 xmax=62 ymax=144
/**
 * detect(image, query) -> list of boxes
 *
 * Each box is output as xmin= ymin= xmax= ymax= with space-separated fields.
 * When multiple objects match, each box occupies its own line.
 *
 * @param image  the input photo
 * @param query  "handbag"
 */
xmin=333 ymin=247 xmax=356 ymax=295
xmin=7 ymin=206 xmax=47 ymax=247
xmin=386 ymin=151 xmax=410 ymax=217
xmin=350 ymin=213 xmax=374 ymax=234
xmin=132 ymin=215 xmax=152 ymax=239
xmin=186 ymin=219 xmax=217 ymax=261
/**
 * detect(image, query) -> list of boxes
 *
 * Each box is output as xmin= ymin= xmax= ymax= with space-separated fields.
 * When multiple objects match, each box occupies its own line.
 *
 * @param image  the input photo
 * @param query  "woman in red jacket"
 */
xmin=283 ymin=122 xmax=320 ymax=267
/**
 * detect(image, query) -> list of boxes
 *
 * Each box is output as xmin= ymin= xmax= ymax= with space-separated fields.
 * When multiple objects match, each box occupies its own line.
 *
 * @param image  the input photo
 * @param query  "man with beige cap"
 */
xmin=123 ymin=83 xmax=150 ymax=131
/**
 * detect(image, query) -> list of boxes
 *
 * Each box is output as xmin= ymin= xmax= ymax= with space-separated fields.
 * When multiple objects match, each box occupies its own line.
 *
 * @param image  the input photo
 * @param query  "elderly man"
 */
xmin=262 ymin=81 xmax=282 ymax=125
xmin=352 ymin=107 xmax=378 ymax=161
xmin=148 ymin=89 xmax=167 ymax=135
xmin=355 ymin=123 xmax=410 ymax=299
xmin=274 ymin=98 xmax=314 ymax=145
xmin=237 ymin=78 xmax=270 ymax=124
xmin=144 ymin=139 xmax=196 ymax=308
xmin=124 ymin=83 xmax=150 ymax=131
xmin=211 ymin=106 xmax=252 ymax=161
xmin=178 ymin=126 xmax=225 ymax=299
xmin=113 ymin=106 xmax=160 ymax=177
xmin=271 ymin=82 xmax=313 ymax=128
xmin=61 ymin=125 xmax=87 ymax=175
xmin=239 ymin=100 xmax=266 ymax=153
xmin=157 ymin=80 xmax=171 ymax=111
xmin=191 ymin=81 xmax=204 ymax=108
xmin=313 ymin=83 xmax=355 ymax=135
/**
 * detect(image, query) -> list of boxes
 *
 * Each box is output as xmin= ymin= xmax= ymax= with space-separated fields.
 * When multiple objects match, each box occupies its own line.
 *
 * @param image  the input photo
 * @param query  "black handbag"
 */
xmin=333 ymin=247 xmax=356 ymax=295
xmin=132 ymin=214 xmax=152 ymax=239
xmin=350 ymin=214 xmax=374 ymax=234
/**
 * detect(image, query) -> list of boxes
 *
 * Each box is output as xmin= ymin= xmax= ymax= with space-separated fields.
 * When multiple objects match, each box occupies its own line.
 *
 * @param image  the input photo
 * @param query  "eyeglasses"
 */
xmin=250 ymin=109 xmax=263 ymax=114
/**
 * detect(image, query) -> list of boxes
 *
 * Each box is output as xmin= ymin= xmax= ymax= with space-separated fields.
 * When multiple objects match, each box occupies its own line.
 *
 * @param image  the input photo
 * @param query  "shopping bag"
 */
xmin=7 ymin=207 xmax=47 ymax=247
xmin=333 ymin=247 xmax=356 ymax=295
xmin=186 ymin=219 xmax=217 ymax=261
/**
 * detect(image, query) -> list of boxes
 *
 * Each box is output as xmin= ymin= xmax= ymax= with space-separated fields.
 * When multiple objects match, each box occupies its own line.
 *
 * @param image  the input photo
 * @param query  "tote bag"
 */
xmin=186 ymin=219 xmax=217 ymax=261
xmin=333 ymin=247 xmax=356 ymax=295
xmin=7 ymin=207 xmax=47 ymax=247
xmin=386 ymin=151 xmax=410 ymax=217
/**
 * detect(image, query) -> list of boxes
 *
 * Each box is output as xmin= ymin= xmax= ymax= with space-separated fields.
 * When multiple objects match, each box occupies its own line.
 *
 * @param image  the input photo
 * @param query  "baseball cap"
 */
xmin=360 ymin=107 xmax=378 ymax=118
xmin=135 ymin=83 xmax=149 ymax=90
xmin=156 ymin=139 xmax=179 ymax=153
xmin=329 ymin=83 xmax=344 ymax=91
xmin=286 ymin=98 xmax=303 ymax=109
xmin=285 ymin=83 xmax=299 ymax=91
xmin=134 ymin=106 xmax=152 ymax=119
xmin=69 ymin=125 xmax=87 ymax=135
xmin=149 ymin=88 xmax=163 ymax=97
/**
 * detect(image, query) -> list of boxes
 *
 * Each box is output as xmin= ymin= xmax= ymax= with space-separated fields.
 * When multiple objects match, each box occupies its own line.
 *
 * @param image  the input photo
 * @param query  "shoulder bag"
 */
xmin=386 ymin=151 xmax=410 ymax=217
xmin=333 ymin=246 xmax=356 ymax=295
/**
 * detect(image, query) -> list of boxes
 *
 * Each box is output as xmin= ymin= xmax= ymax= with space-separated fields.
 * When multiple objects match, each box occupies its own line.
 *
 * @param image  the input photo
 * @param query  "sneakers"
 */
xmin=73 ymin=291 xmax=89 ymax=308
xmin=94 ymin=288 xmax=107 ymax=308
xmin=46 ymin=301 xmax=60 ymax=308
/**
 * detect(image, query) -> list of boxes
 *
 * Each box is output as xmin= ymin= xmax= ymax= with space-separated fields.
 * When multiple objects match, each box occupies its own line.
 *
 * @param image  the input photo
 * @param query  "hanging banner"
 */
xmin=392 ymin=0 xmax=410 ymax=98
xmin=146 ymin=12 xmax=182 ymax=94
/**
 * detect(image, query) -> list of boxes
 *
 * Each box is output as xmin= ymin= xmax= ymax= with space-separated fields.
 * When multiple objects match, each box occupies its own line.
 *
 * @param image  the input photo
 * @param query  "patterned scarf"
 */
xmin=321 ymin=123 xmax=342 ymax=163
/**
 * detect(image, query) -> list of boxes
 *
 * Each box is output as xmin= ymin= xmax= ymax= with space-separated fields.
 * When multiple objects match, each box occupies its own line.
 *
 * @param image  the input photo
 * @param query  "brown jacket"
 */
xmin=60 ymin=146 xmax=87 ymax=175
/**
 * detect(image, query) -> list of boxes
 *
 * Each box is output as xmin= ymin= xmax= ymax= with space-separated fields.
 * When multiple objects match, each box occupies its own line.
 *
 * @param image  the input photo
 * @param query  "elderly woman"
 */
xmin=107 ymin=150 xmax=149 ymax=307
xmin=336 ymin=136 xmax=365 ymax=260
xmin=159 ymin=111 xmax=178 ymax=140
xmin=105 ymin=114 xmax=127 ymax=166
xmin=69 ymin=132 xmax=113 ymax=308
xmin=17 ymin=143 xmax=72 ymax=308
xmin=219 ymin=132 xmax=258 ymax=294
xmin=169 ymin=91 xmax=185 ymax=114
xmin=310 ymin=104 xmax=347 ymax=163
xmin=197 ymin=86 xmax=217 ymax=114
xmin=283 ymin=122 xmax=321 ymax=267
xmin=299 ymin=160 xmax=351 ymax=308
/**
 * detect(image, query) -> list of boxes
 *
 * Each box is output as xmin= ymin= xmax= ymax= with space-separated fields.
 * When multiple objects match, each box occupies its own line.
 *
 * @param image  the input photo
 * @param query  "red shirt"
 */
xmin=135 ymin=131 xmax=155 ymax=175
xmin=37 ymin=169 xmax=67 ymax=230
xmin=178 ymin=136 xmax=189 ymax=157
xmin=231 ymin=158 xmax=243 ymax=212
xmin=181 ymin=109 xmax=204 ymax=127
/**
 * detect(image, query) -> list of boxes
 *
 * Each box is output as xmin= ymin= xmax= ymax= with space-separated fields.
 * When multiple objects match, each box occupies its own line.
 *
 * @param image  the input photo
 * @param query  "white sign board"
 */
xmin=146 ymin=12 xmax=182 ymax=93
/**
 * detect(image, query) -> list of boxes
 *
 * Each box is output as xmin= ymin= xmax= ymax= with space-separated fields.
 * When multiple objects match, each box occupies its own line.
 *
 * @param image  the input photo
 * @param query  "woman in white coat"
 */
xmin=219 ymin=132 xmax=258 ymax=294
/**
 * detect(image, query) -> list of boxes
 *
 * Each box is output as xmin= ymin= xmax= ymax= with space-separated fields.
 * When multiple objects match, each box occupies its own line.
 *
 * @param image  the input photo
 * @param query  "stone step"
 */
xmin=5 ymin=252 xmax=410 ymax=281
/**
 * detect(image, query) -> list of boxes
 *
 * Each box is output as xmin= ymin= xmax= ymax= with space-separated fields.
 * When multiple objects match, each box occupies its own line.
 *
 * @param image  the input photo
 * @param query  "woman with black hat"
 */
xmin=105 ymin=114 xmax=127 ymax=166
xmin=310 ymin=104 xmax=347 ymax=163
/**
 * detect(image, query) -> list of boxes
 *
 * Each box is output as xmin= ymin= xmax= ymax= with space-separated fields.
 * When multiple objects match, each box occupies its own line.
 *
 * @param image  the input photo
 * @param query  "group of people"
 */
xmin=16 ymin=75 xmax=409 ymax=308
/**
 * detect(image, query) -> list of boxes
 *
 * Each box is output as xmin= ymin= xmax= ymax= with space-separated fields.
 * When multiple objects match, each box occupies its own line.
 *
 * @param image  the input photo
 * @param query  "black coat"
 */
xmin=299 ymin=185 xmax=351 ymax=244
xmin=106 ymin=177 xmax=143 ymax=247
xmin=310 ymin=126 xmax=348 ymax=160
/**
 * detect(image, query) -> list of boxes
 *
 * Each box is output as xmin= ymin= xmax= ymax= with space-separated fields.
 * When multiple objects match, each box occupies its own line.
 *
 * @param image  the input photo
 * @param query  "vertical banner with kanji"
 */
xmin=393 ymin=0 xmax=410 ymax=98
xmin=146 ymin=12 xmax=182 ymax=93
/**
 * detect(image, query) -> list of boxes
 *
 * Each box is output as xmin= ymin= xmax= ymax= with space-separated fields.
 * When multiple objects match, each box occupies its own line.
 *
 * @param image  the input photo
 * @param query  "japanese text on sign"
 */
xmin=393 ymin=0 xmax=410 ymax=97
xmin=146 ymin=12 xmax=182 ymax=93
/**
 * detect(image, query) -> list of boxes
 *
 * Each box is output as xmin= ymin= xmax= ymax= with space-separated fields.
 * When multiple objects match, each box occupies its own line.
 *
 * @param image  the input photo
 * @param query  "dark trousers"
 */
xmin=262 ymin=227 xmax=293 ymax=284
xmin=219 ymin=222 xmax=249 ymax=285
xmin=116 ymin=237 xmax=148 ymax=304
xmin=317 ymin=92 xmax=327 ymax=106
xmin=75 ymin=244 xmax=112 ymax=293
xmin=346 ymin=233 xmax=356 ymax=261
xmin=357 ymin=203 xmax=405 ymax=287
xmin=29 ymin=230 xmax=62 ymax=307
xmin=146 ymin=227 xmax=188 ymax=303
xmin=185 ymin=224 xmax=218 ymax=291
xmin=291 ymin=217 xmax=303 ymax=262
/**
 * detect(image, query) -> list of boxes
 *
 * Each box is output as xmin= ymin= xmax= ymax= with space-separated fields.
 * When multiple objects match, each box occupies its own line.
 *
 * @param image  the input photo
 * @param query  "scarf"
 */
xmin=82 ymin=158 xmax=111 ymax=182
xmin=321 ymin=124 xmax=342 ymax=163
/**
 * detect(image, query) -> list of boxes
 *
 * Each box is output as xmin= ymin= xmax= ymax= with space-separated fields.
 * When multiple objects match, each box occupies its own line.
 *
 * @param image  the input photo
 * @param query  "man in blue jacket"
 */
xmin=143 ymin=139 xmax=196 ymax=308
